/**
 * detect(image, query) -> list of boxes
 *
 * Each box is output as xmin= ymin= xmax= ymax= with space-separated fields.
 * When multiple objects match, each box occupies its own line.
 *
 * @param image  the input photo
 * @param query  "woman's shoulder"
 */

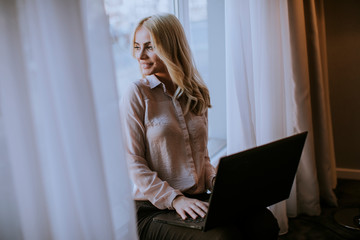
xmin=124 ymin=78 xmax=148 ymax=94
xmin=133 ymin=78 xmax=151 ymax=87
xmin=121 ymin=78 xmax=152 ymax=105
xmin=127 ymin=78 xmax=152 ymax=93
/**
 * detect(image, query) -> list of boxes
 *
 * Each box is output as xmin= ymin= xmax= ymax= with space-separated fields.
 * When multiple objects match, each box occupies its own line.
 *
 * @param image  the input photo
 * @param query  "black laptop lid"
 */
xmin=204 ymin=131 xmax=307 ymax=230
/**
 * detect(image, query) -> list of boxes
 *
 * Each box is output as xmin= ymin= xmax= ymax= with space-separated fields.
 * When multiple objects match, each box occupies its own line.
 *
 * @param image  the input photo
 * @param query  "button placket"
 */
xmin=172 ymin=98 xmax=197 ymax=183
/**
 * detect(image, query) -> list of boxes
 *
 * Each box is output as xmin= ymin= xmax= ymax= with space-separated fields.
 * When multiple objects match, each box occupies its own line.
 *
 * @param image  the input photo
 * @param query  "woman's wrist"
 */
xmin=171 ymin=194 xmax=183 ymax=209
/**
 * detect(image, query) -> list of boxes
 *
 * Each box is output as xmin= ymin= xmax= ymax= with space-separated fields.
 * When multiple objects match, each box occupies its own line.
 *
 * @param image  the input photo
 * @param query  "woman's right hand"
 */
xmin=172 ymin=195 xmax=209 ymax=220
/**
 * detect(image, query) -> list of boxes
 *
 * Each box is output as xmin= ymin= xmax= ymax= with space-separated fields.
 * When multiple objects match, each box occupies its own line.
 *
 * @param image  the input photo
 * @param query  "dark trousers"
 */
xmin=135 ymin=201 xmax=280 ymax=240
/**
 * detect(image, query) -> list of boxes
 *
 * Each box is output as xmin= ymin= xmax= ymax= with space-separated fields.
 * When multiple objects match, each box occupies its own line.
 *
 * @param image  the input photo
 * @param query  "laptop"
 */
xmin=152 ymin=131 xmax=308 ymax=231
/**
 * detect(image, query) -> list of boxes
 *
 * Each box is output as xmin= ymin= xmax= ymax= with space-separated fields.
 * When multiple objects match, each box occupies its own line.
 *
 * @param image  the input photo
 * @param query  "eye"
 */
xmin=146 ymin=46 xmax=153 ymax=50
xmin=134 ymin=46 xmax=140 ymax=50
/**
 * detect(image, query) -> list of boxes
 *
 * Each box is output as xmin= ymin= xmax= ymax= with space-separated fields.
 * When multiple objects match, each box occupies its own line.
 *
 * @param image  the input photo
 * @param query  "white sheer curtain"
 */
xmin=0 ymin=0 xmax=137 ymax=239
xmin=225 ymin=0 xmax=336 ymax=235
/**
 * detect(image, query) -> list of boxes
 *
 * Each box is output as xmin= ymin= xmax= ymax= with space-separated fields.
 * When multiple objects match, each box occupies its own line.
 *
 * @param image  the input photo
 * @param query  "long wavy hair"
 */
xmin=132 ymin=13 xmax=211 ymax=115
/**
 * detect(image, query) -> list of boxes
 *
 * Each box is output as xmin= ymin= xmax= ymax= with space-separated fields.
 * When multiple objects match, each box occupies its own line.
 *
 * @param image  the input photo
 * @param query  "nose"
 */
xmin=138 ymin=48 xmax=148 ymax=60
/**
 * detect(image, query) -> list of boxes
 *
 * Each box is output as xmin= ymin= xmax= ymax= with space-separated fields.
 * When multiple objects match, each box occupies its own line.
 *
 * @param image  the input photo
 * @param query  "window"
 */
xmin=189 ymin=0 xmax=209 ymax=86
xmin=104 ymin=0 xmax=226 ymax=163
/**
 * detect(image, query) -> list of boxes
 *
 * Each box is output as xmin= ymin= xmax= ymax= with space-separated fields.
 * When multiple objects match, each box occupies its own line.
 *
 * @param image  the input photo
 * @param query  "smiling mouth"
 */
xmin=141 ymin=63 xmax=153 ymax=69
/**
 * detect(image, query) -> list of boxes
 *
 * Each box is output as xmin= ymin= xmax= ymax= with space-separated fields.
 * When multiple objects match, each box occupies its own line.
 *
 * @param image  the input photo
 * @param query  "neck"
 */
xmin=155 ymin=73 xmax=176 ymax=96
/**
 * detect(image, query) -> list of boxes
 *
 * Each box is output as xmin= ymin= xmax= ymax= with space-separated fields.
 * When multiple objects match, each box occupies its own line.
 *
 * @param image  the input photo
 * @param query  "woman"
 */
xmin=120 ymin=13 xmax=279 ymax=240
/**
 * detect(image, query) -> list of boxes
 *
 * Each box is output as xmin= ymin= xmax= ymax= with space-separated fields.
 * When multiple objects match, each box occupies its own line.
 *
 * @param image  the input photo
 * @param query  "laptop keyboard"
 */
xmin=184 ymin=217 xmax=205 ymax=223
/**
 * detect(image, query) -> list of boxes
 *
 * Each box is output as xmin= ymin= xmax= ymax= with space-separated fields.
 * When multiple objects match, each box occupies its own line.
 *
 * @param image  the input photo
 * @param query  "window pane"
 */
xmin=189 ymin=0 xmax=227 ymax=162
xmin=189 ymin=0 xmax=209 ymax=83
xmin=103 ymin=0 xmax=174 ymax=96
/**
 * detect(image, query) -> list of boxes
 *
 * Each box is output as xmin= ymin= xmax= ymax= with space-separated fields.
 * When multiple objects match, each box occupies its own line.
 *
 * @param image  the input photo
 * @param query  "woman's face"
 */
xmin=134 ymin=27 xmax=168 ymax=77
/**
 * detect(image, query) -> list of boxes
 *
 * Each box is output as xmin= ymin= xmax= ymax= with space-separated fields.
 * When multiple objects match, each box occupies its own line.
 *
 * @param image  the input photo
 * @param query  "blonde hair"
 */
xmin=132 ymin=13 xmax=211 ymax=115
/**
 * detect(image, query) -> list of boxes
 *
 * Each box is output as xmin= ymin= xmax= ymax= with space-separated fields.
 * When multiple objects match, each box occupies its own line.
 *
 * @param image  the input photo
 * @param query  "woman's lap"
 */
xmin=136 ymin=201 xmax=279 ymax=240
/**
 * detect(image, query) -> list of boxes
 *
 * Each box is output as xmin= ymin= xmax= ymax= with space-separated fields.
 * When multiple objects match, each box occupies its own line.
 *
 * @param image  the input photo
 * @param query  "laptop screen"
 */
xmin=204 ymin=132 xmax=307 ymax=230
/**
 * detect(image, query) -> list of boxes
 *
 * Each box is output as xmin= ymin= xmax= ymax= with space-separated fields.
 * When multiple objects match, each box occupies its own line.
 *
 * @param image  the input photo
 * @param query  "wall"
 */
xmin=324 ymin=0 xmax=360 ymax=175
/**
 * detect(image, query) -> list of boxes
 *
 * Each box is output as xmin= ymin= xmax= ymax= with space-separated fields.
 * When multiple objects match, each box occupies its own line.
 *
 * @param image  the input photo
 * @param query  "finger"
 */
xmin=176 ymin=209 xmax=187 ymax=220
xmin=191 ymin=205 xmax=206 ymax=218
xmin=185 ymin=208 xmax=198 ymax=219
xmin=195 ymin=201 xmax=209 ymax=213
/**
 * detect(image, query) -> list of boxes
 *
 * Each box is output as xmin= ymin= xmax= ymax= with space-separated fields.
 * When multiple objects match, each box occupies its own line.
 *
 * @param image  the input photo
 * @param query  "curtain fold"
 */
xmin=0 ymin=0 xmax=137 ymax=239
xmin=302 ymin=0 xmax=338 ymax=205
xmin=225 ymin=0 xmax=337 ymax=235
xmin=287 ymin=0 xmax=338 ymax=209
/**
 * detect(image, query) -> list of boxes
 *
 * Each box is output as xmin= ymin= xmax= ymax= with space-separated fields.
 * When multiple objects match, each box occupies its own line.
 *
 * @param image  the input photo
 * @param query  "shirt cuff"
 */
xmin=168 ymin=190 xmax=183 ymax=210
xmin=207 ymin=174 xmax=217 ymax=191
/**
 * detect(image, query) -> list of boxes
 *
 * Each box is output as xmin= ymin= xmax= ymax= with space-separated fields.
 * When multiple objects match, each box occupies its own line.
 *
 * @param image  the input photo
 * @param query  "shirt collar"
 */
xmin=146 ymin=75 xmax=162 ymax=89
xmin=146 ymin=74 xmax=176 ymax=98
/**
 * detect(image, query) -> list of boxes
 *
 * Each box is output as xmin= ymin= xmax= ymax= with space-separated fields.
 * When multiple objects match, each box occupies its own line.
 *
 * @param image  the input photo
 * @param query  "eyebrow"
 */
xmin=134 ymin=41 xmax=152 ymax=45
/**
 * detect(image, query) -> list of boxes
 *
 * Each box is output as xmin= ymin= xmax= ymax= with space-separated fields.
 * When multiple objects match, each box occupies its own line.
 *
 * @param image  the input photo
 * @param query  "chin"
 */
xmin=142 ymin=70 xmax=153 ymax=76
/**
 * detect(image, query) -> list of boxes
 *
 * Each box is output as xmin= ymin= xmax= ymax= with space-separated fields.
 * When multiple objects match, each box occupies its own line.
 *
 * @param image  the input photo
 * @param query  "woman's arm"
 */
xmin=205 ymin=153 xmax=217 ymax=190
xmin=120 ymin=82 xmax=182 ymax=209
xmin=204 ymin=111 xmax=217 ymax=190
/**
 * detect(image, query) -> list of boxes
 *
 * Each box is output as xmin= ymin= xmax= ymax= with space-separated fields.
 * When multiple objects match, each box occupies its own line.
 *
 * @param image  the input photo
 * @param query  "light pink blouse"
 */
xmin=120 ymin=75 xmax=216 ymax=210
